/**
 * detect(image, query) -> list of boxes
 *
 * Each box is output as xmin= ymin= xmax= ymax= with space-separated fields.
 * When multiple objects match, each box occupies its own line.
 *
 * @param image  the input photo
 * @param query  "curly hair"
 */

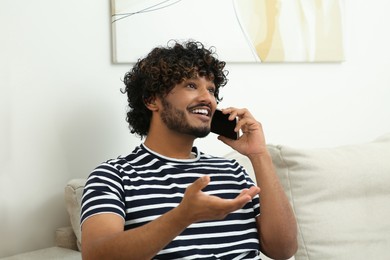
xmin=122 ymin=40 xmax=229 ymax=138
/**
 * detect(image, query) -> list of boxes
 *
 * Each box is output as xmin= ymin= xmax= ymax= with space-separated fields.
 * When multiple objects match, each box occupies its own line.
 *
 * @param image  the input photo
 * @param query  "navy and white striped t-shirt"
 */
xmin=81 ymin=144 xmax=261 ymax=259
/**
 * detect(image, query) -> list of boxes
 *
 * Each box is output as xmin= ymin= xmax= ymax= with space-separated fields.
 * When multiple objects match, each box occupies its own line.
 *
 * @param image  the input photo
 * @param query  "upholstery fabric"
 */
xmin=64 ymin=179 xmax=86 ymax=252
xmin=55 ymin=226 xmax=78 ymax=251
xmin=0 ymin=247 xmax=81 ymax=260
xmin=227 ymin=133 xmax=390 ymax=260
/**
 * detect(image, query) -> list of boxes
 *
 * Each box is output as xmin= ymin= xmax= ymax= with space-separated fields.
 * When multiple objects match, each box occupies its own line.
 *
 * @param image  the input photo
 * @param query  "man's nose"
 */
xmin=197 ymin=87 xmax=214 ymax=102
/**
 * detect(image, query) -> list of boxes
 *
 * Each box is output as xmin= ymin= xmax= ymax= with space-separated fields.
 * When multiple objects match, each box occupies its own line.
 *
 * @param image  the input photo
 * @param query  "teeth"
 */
xmin=192 ymin=109 xmax=208 ymax=115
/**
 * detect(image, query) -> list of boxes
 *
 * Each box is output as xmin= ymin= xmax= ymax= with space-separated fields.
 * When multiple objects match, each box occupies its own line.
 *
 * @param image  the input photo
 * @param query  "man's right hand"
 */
xmin=177 ymin=176 xmax=260 ymax=225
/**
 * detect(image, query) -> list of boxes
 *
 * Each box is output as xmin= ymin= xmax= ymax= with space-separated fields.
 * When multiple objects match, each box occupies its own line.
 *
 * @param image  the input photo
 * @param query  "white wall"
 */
xmin=1 ymin=0 xmax=389 ymax=257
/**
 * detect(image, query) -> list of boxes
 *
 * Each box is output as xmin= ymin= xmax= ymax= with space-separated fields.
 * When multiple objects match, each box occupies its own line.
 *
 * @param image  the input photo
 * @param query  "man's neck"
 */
xmin=144 ymin=131 xmax=196 ymax=159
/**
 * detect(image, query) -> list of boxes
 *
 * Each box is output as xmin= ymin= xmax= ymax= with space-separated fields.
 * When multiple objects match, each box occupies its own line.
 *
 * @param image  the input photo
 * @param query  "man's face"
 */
xmin=160 ymin=76 xmax=217 ymax=138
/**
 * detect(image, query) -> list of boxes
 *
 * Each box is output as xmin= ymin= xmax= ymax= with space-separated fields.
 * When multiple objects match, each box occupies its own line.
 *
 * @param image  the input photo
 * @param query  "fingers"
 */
xmin=218 ymin=186 xmax=260 ymax=211
xmin=220 ymin=190 xmax=258 ymax=215
xmin=234 ymin=186 xmax=260 ymax=207
xmin=221 ymin=107 xmax=253 ymax=120
xmin=220 ymin=107 xmax=260 ymax=133
xmin=185 ymin=175 xmax=210 ymax=200
xmin=188 ymin=176 xmax=210 ymax=193
xmin=183 ymin=176 xmax=259 ymax=222
xmin=237 ymin=186 xmax=261 ymax=199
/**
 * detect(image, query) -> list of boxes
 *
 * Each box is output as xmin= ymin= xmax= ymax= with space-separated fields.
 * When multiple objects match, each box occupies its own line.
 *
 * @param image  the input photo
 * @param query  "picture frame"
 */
xmin=111 ymin=0 xmax=345 ymax=63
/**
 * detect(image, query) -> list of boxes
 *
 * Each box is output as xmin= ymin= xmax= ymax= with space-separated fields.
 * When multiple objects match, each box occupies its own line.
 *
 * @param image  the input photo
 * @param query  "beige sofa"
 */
xmin=3 ymin=132 xmax=390 ymax=260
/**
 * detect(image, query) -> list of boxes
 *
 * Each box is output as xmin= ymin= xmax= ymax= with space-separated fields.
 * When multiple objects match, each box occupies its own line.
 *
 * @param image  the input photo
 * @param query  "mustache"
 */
xmin=188 ymin=103 xmax=211 ymax=110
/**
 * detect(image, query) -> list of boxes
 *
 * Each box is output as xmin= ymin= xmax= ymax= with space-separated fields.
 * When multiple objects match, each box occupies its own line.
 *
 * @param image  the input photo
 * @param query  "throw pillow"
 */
xmin=268 ymin=133 xmax=390 ymax=260
xmin=64 ymin=178 xmax=86 ymax=252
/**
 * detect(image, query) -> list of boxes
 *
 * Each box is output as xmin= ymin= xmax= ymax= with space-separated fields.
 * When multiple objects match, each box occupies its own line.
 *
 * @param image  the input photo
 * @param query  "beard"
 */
xmin=160 ymin=99 xmax=210 ymax=138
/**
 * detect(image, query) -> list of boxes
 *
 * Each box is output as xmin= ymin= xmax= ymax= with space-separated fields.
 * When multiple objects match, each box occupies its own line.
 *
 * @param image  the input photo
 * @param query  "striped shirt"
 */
xmin=81 ymin=144 xmax=261 ymax=259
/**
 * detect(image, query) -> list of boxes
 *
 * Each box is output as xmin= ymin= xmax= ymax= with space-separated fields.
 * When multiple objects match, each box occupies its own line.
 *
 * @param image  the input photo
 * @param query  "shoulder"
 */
xmin=87 ymin=146 xmax=147 ymax=183
xmin=89 ymin=157 xmax=130 ymax=180
xmin=199 ymin=151 xmax=241 ymax=166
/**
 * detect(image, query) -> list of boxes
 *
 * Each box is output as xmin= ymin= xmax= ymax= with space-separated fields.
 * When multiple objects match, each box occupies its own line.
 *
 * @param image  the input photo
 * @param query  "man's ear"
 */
xmin=144 ymin=97 xmax=159 ymax=111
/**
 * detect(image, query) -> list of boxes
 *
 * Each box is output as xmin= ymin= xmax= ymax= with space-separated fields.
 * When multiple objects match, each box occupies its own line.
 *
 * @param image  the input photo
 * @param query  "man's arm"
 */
xmin=81 ymin=175 xmax=259 ymax=260
xmin=218 ymin=107 xmax=298 ymax=259
xmin=81 ymin=206 xmax=189 ymax=260
xmin=250 ymin=151 xmax=298 ymax=259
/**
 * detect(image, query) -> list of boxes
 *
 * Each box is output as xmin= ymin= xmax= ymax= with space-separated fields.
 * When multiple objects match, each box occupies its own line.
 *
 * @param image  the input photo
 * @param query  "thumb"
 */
xmin=190 ymin=176 xmax=210 ymax=192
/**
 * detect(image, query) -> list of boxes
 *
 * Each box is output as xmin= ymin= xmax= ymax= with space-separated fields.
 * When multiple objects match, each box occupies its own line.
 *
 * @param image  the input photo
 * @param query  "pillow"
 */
xmin=64 ymin=178 xmax=86 ymax=252
xmin=269 ymin=133 xmax=390 ymax=259
xmin=55 ymin=226 xmax=78 ymax=251
xmin=228 ymin=133 xmax=390 ymax=260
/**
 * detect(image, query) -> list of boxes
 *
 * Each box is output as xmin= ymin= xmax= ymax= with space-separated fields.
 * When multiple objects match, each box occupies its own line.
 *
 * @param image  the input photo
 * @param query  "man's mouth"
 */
xmin=190 ymin=108 xmax=210 ymax=117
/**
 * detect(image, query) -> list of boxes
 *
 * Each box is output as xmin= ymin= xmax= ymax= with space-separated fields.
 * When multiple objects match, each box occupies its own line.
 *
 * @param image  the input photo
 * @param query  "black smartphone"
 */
xmin=210 ymin=109 xmax=239 ymax=140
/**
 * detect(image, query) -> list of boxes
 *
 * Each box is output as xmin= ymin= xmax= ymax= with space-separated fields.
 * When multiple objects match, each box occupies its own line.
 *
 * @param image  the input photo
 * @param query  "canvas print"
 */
xmin=111 ymin=0 xmax=345 ymax=63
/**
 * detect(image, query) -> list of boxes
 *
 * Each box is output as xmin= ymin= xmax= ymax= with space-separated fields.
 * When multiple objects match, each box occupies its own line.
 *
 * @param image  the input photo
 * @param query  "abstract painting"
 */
xmin=111 ymin=0 xmax=345 ymax=63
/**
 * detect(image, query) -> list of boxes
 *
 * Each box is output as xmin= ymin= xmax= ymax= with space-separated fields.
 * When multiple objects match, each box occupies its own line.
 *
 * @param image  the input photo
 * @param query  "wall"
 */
xmin=1 ymin=0 xmax=389 ymax=257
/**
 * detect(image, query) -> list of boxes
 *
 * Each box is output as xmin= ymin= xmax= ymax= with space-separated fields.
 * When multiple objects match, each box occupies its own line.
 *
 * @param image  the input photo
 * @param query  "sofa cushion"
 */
xmin=55 ymin=226 xmax=78 ymax=251
xmin=271 ymin=133 xmax=390 ymax=260
xmin=64 ymin=179 xmax=86 ymax=252
xmin=0 ymin=247 xmax=81 ymax=260
xmin=227 ymin=132 xmax=390 ymax=260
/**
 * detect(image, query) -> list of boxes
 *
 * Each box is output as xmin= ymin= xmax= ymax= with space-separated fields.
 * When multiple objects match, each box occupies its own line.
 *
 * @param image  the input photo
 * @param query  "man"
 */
xmin=81 ymin=40 xmax=297 ymax=259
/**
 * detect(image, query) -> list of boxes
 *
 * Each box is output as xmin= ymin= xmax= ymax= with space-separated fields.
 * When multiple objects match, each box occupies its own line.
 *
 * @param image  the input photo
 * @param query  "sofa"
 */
xmin=2 ymin=132 xmax=389 ymax=260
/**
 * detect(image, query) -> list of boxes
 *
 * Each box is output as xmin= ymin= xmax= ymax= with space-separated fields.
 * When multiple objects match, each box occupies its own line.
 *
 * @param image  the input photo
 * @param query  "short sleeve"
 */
xmin=80 ymin=162 xmax=126 ymax=227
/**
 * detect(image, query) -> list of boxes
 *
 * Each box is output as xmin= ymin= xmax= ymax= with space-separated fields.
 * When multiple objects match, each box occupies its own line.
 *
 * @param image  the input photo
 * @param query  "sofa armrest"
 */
xmin=55 ymin=226 xmax=78 ymax=251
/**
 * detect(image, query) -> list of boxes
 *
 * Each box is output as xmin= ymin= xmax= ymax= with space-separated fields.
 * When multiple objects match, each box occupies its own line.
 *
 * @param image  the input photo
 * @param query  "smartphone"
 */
xmin=210 ymin=109 xmax=239 ymax=140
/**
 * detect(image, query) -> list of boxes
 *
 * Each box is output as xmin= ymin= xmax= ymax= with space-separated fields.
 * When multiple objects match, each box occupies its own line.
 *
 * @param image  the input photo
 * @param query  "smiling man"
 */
xmin=80 ymin=40 xmax=297 ymax=260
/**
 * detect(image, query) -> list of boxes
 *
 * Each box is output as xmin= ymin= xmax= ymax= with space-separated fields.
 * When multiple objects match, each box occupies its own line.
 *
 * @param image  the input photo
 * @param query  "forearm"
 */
xmin=82 ymin=206 xmax=190 ymax=260
xmin=82 ymin=175 xmax=259 ymax=259
xmin=249 ymin=152 xmax=298 ymax=259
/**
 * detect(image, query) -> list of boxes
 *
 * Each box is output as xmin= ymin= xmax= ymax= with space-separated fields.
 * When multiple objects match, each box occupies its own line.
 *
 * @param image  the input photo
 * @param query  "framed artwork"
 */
xmin=111 ymin=0 xmax=345 ymax=63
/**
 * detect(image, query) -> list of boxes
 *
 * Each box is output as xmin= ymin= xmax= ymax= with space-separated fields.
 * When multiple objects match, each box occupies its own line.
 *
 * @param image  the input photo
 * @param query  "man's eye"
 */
xmin=187 ymin=83 xmax=196 ymax=89
xmin=208 ymin=88 xmax=216 ymax=94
